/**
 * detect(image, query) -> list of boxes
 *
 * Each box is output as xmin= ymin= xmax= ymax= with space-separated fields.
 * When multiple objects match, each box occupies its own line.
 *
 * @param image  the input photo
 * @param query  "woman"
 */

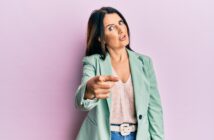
xmin=75 ymin=7 xmax=164 ymax=140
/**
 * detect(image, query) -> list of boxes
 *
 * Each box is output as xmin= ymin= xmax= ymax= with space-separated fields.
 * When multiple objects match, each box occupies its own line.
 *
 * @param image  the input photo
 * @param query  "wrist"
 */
xmin=84 ymin=86 xmax=95 ymax=99
xmin=85 ymin=91 xmax=96 ymax=100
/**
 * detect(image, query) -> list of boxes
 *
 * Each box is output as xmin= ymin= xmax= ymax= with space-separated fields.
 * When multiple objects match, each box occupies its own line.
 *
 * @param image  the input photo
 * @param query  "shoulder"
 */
xmin=81 ymin=54 xmax=101 ymax=67
xmin=82 ymin=54 xmax=100 ymax=62
xmin=131 ymin=51 xmax=157 ymax=78
xmin=132 ymin=51 xmax=152 ymax=65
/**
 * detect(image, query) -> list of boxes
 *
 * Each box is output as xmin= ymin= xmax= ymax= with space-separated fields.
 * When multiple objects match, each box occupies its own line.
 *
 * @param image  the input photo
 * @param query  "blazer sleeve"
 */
xmin=74 ymin=56 xmax=99 ymax=111
xmin=147 ymin=57 xmax=164 ymax=140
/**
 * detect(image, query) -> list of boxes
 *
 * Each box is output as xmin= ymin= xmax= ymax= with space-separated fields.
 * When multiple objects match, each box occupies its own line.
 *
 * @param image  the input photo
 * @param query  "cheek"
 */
xmin=124 ymin=27 xmax=128 ymax=34
xmin=105 ymin=33 xmax=119 ymax=44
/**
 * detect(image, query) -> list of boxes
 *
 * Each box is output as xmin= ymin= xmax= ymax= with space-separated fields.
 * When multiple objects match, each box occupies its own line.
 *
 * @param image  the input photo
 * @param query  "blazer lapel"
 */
xmin=99 ymin=48 xmax=150 ymax=115
xmin=127 ymin=49 xmax=150 ymax=115
xmin=99 ymin=53 xmax=113 ymax=113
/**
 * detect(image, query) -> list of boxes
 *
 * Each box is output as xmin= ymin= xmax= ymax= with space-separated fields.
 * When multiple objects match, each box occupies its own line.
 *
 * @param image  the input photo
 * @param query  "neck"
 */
xmin=108 ymin=47 xmax=128 ymax=63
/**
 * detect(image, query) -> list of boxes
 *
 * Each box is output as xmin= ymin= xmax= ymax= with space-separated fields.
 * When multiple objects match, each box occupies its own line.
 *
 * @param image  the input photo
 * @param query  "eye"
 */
xmin=108 ymin=26 xmax=115 ymax=31
xmin=119 ymin=20 xmax=124 ymax=25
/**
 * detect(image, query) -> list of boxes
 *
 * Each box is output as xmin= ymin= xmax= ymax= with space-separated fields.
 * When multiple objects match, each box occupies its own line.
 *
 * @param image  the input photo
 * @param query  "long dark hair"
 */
xmin=86 ymin=7 xmax=132 ymax=60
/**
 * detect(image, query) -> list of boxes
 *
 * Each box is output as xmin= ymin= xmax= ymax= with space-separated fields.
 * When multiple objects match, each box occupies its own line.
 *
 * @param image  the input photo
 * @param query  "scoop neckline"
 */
xmin=111 ymin=66 xmax=131 ymax=85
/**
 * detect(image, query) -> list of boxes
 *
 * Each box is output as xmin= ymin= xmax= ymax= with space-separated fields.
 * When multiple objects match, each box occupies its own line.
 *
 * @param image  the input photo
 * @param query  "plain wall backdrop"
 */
xmin=0 ymin=0 xmax=214 ymax=140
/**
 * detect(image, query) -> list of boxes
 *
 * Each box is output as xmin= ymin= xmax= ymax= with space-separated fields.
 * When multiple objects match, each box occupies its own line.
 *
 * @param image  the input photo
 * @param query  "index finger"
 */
xmin=103 ymin=75 xmax=119 ymax=82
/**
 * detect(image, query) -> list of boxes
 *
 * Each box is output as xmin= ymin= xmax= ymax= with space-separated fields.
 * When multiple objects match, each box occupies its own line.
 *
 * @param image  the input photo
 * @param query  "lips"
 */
xmin=119 ymin=34 xmax=127 ymax=41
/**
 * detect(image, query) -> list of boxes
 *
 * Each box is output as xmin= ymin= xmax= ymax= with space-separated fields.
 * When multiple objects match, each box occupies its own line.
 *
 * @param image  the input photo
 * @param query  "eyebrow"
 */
xmin=105 ymin=19 xmax=123 ymax=29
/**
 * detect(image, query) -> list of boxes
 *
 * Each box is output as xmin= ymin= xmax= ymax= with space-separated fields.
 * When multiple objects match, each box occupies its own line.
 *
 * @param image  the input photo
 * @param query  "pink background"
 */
xmin=0 ymin=0 xmax=214 ymax=140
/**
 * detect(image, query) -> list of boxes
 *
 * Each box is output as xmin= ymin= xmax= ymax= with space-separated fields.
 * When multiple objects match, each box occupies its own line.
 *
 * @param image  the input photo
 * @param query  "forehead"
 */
xmin=103 ymin=13 xmax=122 ymax=26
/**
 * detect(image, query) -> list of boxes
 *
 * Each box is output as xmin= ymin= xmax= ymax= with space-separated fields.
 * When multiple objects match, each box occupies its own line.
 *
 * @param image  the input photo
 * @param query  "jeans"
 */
xmin=111 ymin=131 xmax=136 ymax=140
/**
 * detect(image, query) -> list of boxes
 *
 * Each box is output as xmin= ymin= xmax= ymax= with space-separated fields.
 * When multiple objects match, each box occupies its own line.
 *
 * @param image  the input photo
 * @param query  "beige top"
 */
xmin=110 ymin=66 xmax=137 ymax=124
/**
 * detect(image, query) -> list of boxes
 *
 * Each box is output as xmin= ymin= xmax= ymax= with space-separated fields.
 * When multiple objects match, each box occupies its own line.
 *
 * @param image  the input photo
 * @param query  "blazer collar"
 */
xmin=99 ymin=48 xmax=149 ymax=114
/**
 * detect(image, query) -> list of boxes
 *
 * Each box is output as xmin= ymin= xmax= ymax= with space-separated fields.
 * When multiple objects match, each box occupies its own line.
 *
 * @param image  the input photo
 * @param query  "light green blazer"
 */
xmin=75 ymin=48 xmax=164 ymax=140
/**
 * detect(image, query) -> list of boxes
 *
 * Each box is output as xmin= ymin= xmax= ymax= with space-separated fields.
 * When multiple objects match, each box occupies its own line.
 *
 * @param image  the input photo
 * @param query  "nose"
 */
xmin=117 ymin=26 xmax=123 ymax=34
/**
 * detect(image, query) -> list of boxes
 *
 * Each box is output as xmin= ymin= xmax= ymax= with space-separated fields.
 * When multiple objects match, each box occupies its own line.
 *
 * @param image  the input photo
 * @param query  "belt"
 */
xmin=110 ymin=123 xmax=137 ymax=136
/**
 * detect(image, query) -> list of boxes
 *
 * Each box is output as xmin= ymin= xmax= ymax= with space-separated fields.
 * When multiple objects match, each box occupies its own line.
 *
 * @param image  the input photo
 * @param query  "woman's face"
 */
xmin=102 ymin=13 xmax=129 ymax=50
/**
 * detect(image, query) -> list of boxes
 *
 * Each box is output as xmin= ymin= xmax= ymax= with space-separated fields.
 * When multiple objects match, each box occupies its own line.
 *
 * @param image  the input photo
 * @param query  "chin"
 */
xmin=122 ymin=42 xmax=129 ymax=47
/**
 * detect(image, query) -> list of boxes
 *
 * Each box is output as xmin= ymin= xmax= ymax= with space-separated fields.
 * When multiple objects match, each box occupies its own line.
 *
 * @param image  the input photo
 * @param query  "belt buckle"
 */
xmin=120 ymin=123 xmax=130 ymax=136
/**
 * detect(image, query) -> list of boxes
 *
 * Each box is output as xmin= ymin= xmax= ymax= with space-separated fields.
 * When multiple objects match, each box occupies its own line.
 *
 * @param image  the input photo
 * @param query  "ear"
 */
xmin=98 ymin=37 xmax=106 ymax=44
